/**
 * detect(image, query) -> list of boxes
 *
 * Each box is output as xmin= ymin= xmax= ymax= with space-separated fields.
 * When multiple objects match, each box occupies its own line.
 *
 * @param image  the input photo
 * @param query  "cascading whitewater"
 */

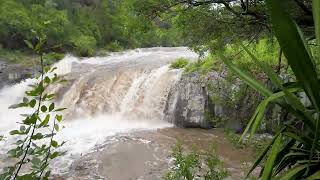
xmin=0 ymin=47 xmax=198 ymax=173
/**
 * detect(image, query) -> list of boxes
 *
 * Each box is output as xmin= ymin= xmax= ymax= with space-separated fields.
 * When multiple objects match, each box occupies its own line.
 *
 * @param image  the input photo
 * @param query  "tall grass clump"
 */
xmin=170 ymin=58 xmax=189 ymax=69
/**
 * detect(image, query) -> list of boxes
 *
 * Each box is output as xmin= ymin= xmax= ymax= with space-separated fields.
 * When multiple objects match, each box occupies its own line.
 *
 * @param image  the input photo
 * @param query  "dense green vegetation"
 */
xmin=0 ymin=0 xmax=183 ymax=58
xmin=184 ymin=38 xmax=282 ymax=75
xmin=165 ymin=142 xmax=228 ymax=180
xmin=170 ymin=58 xmax=189 ymax=69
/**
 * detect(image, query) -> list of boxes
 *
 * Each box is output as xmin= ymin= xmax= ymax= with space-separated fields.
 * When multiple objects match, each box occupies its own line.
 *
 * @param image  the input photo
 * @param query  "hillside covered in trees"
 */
xmin=0 ymin=0 xmax=183 ymax=57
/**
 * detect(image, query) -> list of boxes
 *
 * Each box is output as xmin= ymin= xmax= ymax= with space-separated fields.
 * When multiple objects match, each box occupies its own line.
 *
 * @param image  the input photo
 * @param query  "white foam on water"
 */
xmin=0 ymin=47 xmax=197 ymax=175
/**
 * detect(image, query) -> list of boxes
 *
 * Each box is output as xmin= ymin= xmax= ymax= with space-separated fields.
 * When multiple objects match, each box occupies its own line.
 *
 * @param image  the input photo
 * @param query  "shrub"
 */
xmin=105 ymin=41 xmax=124 ymax=52
xmin=44 ymin=52 xmax=65 ymax=65
xmin=165 ymin=142 xmax=228 ymax=180
xmin=71 ymin=35 xmax=97 ymax=57
xmin=170 ymin=58 xmax=189 ymax=69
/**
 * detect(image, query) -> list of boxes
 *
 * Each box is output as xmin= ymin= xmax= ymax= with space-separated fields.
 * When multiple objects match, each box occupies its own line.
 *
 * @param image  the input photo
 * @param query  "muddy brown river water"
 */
xmin=58 ymin=128 xmax=256 ymax=180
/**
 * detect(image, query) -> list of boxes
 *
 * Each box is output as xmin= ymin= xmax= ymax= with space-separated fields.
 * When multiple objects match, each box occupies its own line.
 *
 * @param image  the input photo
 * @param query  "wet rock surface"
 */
xmin=165 ymin=73 xmax=211 ymax=128
xmin=0 ymin=60 xmax=38 ymax=88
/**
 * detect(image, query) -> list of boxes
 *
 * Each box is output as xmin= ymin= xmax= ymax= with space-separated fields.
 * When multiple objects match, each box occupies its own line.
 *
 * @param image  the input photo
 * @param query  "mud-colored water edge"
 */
xmin=55 ymin=128 xmax=259 ymax=180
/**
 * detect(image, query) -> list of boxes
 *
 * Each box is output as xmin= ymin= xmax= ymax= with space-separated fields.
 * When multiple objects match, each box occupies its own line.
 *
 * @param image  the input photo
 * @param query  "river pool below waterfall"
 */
xmin=0 ymin=47 xmax=254 ymax=179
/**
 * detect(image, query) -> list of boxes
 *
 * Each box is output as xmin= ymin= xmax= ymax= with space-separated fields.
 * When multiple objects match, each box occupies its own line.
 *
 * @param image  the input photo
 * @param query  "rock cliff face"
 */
xmin=0 ymin=61 xmax=38 ymax=88
xmin=164 ymin=73 xmax=211 ymax=128
xmin=164 ymin=70 xmax=262 ymax=130
xmin=164 ymin=69 xmax=297 ymax=133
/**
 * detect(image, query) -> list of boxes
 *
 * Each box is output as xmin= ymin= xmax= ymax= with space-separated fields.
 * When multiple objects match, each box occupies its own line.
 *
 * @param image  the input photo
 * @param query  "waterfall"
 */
xmin=0 ymin=47 xmax=197 ymax=173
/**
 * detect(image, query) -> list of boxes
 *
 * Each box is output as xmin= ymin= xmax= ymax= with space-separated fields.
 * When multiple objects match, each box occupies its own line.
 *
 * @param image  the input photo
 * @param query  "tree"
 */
xmin=135 ymin=0 xmax=314 ymax=53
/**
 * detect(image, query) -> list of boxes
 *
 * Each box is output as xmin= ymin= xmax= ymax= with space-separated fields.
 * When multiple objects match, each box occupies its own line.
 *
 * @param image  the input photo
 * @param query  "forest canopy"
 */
xmin=0 ymin=0 xmax=314 ymax=57
xmin=0 ymin=0 xmax=183 ymax=56
xmin=134 ymin=0 xmax=314 ymax=53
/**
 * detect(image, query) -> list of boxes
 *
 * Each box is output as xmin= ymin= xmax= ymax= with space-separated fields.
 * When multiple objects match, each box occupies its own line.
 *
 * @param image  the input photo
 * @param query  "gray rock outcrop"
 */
xmin=164 ymin=68 xmax=296 ymax=133
xmin=0 ymin=60 xmax=38 ymax=88
xmin=164 ymin=73 xmax=212 ymax=128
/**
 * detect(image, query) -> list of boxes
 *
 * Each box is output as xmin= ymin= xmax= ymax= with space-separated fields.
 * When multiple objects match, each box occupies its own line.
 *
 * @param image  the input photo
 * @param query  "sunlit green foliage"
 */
xmin=0 ymin=0 xmax=183 ymax=58
xmin=71 ymin=35 xmax=97 ymax=57
xmin=165 ymin=142 xmax=228 ymax=180
xmin=185 ymin=38 xmax=281 ymax=75
xmin=170 ymin=58 xmax=189 ymax=69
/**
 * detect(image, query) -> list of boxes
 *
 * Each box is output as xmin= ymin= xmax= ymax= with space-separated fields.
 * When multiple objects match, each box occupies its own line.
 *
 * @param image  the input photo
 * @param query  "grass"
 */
xmin=0 ymin=48 xmax=38 ymax=66
xmin=170 ymin=58 xmax=189 ymax=69
xmin=0 ymin=48 xmax=65 ymax=67
xmin=184 ymin=38 xmax=283 ymax=76
xmin=184 ymin=55 xmax=221 ymax=74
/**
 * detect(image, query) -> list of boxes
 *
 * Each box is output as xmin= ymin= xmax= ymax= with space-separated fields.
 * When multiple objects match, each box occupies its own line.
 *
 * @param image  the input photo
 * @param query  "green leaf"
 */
xmin=273 ymin=139 xmax=297 ymax=176
xmin=54 ymin=124 xmax=59 ymax=131
xmin=29 ymin=99 xmax=37 ymax=108
xmin=261 ymin=134 xmax=282 ymax=180
xmin=51 ymin=140 xmax=58 ymax=148
xmin=56 ymin=115 xmax=62 ymax=122
xmin=9 ymin=130 xmax=21 ymax=135
xmin=306 ymin=170 xmax=320 ymax=180
xmin=244 ymin=128 xmax=285 ymax=178
xmin=44 ymin=76 xmax=51 ymax=84
xmin=267 ymin=0 xmax=320 ymax=170
xmin=9 ymin=103 xmax=28 ymax=109
xmin=47 ymin=94 xmax=55 ymax=99
xmin=266 ymin=0 xmax=320 ymax=112
xmin=24 ymin=40 xmax=34 ymax=50
xmin=275 ymin=164 xmax=309 ymax=180
xmin=49 ymin=103 xmax=55 ymax=112
xmin=241 ymin=42 xmax=310 ymax=120
xmin=40 ymin=114 xmax=50 ymax=127
xmin=50 ymin=152 xmax=59 ymax=159
xmin=23 ymin=114 xmax=38 ymax=125
xmin=241 ymin=88 xmax=299 ymax=142
xmin=50 ymin=67 xmax=57 ymax=73
xmin=35 ymin=83 xmax=45 ymax=95
xmin=17 ymin=173 xmax=35 ymax=180
xmin=44 ymin=67 xmax=50 ymax=73
xmin=54 ymin=108 xmax=67 ymax=112
xmin=41 ymin=105 xmax=47 ymax=112
xmin=220 ymin=54 xmax=272 ymax=97
xmin=32 ymin=133 xmax=44 ymax=140
xmin=31 ymin=157 xmax=41 ymax=166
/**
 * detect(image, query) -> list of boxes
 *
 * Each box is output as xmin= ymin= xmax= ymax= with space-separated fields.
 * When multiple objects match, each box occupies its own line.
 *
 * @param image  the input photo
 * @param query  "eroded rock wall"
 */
xmin=164 ymin=73 xmax=211 ymax=128
xmin=165 ymin=69 xmax=295 ymax=133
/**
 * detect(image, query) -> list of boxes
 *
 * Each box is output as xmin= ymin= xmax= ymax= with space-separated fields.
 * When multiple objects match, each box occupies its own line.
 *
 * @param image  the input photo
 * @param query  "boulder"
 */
xmin=164 ymin=73 xmax=212 ymax=128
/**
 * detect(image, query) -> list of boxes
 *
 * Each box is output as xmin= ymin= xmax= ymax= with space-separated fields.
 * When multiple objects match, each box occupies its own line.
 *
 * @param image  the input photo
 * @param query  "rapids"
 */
xmin=0 ymin=47 xmax=198 ymax=174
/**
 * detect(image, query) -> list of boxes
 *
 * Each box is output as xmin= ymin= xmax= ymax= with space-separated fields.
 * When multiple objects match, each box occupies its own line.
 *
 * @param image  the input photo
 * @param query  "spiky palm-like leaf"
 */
xmin=222 ymin=0 xmax=320 ymax=179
